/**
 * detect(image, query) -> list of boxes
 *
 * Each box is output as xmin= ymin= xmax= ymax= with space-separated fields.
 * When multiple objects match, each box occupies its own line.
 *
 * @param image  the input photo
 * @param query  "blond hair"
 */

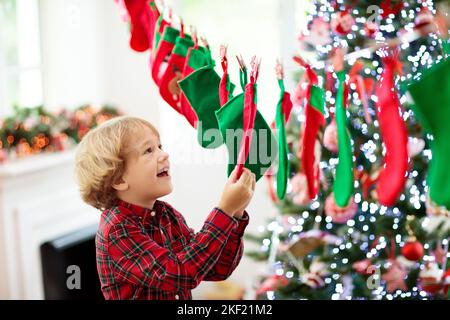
xmin=74 ymin=116 xmax=159 ymax=210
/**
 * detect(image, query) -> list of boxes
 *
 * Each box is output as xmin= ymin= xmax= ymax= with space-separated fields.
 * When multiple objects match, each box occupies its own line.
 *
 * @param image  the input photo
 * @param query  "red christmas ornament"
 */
xmin=401 ymin=238 xmax=424 ymax=261
xmin=331 ymin=11 xmax=355 ymax=36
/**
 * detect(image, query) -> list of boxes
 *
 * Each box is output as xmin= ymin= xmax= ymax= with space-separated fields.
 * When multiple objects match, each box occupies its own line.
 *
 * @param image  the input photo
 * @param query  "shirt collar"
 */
xmin=115 ymin=199 xmax=165 ymax=219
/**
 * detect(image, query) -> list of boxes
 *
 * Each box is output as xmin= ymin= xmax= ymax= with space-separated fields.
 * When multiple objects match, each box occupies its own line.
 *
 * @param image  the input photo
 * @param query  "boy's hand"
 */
xmin=218 ymin=167 xmax=256 ymax=217
xmin=234 ymin=170 xmax=256 ymax=218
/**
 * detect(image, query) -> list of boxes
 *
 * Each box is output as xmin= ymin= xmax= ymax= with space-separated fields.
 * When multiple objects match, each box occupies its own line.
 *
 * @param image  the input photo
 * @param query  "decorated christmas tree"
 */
xmin=246 ymin=0 xmax=450 ymax=300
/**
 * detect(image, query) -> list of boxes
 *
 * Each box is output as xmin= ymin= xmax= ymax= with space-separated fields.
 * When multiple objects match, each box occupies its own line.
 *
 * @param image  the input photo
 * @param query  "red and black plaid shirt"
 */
xmin=95 ymin=199 xmax=249 ymax=300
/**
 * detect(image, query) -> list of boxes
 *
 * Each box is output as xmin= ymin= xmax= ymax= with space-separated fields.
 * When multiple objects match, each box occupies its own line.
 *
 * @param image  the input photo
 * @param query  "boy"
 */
xmin=75 ymin=116 xmax=255 ymax=300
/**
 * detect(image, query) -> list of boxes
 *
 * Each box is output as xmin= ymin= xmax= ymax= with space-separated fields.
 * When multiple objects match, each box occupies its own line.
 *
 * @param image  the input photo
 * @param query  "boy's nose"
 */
xmin=158 ymin=150 xmax=169 ymax=162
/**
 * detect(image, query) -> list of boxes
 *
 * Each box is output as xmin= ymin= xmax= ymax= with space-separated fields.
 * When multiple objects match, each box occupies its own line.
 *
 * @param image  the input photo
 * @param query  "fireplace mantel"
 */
xmin=0 ymin=149 xmax=78 ymax=178
xmin=0 ymin=149 xmax=100 ymax=299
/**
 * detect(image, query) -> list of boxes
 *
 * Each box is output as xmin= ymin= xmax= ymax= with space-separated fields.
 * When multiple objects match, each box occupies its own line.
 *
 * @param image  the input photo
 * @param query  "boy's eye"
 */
xmin=158 ymin=144 xmax=163 ymax=150
xmin=145 ymin=147 xmax=152 ymax=154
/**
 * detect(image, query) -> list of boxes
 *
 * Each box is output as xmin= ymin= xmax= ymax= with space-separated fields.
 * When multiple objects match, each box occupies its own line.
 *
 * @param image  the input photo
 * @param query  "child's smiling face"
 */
xmin=119 ymin=125 xmax=173 ymax=204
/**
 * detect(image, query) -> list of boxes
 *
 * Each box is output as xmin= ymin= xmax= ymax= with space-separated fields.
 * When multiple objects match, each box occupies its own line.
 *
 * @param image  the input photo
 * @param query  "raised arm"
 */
xmin=108 ymin=207 xmax=238 ymax=291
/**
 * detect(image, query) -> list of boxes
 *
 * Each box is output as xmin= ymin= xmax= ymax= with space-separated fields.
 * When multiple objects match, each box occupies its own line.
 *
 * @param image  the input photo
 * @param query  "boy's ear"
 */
xmin=112 ymin=178 xmax=129 ymax=191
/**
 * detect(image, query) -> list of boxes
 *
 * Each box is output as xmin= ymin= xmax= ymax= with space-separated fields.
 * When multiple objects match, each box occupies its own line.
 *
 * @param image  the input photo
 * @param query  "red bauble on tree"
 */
xmin=331 ymin=10 xmax=355 ymax=35
xmin=402 ymin=216 xmax=424 ymax=262
xmin=401 ymin=238 xmax=424 ymax=261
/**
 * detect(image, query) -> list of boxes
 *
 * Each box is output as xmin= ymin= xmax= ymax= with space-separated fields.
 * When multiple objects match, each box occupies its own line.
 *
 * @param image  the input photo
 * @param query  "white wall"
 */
xmin=38 ymin=0 xmax=289 ymax=299
xmin=40 ymin=0 xmax=160 ymax=122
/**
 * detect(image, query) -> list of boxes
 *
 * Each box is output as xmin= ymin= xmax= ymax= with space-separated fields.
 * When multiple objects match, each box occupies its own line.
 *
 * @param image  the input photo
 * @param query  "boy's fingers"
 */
xmin=242 ymin=169 xmax=252 ymax=186
xmin=247 ymin=170 xmax=255 ymax=187
xmin=237 ymin=168 xmax=248 ymax=184
xmin=229 ymin=166 xmax=239 ymax=182
xmin=251 ymin=173 xmax=256 ymax=191
xmin=241 ymin=168 xmax=249 ymax=180
xmin=238 ymin=170 xmax=252 ymax=189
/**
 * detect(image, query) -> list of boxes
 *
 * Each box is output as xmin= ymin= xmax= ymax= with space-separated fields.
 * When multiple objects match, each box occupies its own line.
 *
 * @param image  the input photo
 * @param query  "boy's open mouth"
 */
xmin=157 ymin=167 xmax=170 ymax=177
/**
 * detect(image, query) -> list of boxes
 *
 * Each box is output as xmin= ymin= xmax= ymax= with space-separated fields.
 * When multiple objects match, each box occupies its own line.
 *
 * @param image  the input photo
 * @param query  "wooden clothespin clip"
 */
xmin=275 ymin=58 xmax=284 ymax=80
xmin=219 ymin=45 xmax=228 ymax=62
xmin=250 ymin=55 xmax=261 ymax=82
xmin=236 ymin=54 xmax=246 ymax=72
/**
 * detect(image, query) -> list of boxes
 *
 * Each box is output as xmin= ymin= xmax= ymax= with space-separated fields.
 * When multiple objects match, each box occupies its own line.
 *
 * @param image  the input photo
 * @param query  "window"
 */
xmin=0 ymin=0 xmax=43 ymax=117
xmin=177 ymin=0 xmax=308 ymax=118
xmin=159 ymin=0 xmax=308 ymax=162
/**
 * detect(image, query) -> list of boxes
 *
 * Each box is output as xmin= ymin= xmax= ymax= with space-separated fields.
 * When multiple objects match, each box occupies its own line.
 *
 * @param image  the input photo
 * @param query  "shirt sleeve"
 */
xmin=177 ymin=208 xmax=250 ymax=281
xmin=205 ymin=210 xmax=249 ymax=281
xmin=107 ymin=208 xmax=238 ymax=292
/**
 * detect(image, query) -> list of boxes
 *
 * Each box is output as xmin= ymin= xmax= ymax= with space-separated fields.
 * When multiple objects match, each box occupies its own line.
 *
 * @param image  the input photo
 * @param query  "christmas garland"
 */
xmin=0 ymin=104 xmax=123 ymax=162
